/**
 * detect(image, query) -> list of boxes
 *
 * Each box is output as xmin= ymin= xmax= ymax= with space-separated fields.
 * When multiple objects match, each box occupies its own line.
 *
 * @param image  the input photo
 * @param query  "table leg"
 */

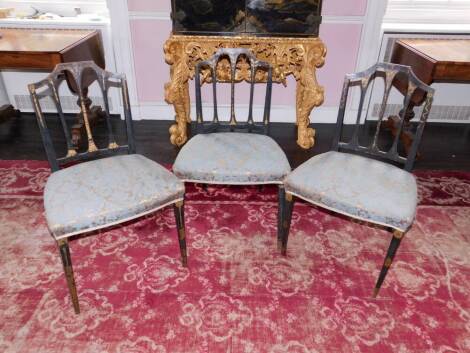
xmin=0 ymin=104 xmax=20 ymax=124
xmin=295 ymin=46 xmax=325 ymax=150
xmin=166 ymin=80 xmax=191 ymax=147
xmin=164 ymin=39 xmax=191 ymax=147
xmin=296 ymin=81 xmax=318 ymax=149
xmin=385 ymin=104 xmax=418 ymax=157
xmin=71 ymin=87 xmax=106 ymax=148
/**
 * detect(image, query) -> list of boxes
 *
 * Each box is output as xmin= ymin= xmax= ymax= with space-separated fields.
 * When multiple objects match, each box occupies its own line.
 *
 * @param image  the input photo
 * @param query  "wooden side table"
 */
xmin=164 ymin=35 xmax=326 ymax=149
xmin=388 ymin=38 xmax=470 ymax=153
xmin=0 ymin=28 xmax=105 ymax=145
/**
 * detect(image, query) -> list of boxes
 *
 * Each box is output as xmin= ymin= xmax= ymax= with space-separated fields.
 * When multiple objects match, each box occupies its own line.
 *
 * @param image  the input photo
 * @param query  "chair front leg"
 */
xmin=277 ymin=185 xmax=285 ymax=252
xmin=281 ymin=192 xmax=295 ymax=256
xmin=373 ymin=229 xmax=405 ymax=298
xmin=173 ymin=200 xmax=188 ymax=267
xmin=57 ymin=239 xmax=80 ymax=314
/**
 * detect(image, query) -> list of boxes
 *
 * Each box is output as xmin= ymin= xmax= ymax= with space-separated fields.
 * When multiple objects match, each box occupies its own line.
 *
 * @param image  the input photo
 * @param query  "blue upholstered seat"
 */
xmin=173 ymin=132 xmax=291 ymax=185
xmin=44 ymin=154 xmax=185 ymax=238
xmin=284 ymin=151 xmax=417 ymax=231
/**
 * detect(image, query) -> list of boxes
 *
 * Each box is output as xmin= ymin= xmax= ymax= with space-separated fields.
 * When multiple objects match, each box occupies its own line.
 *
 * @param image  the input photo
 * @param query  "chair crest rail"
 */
xmin=29 ymin=61 xmax=136 ymax=172
xmin=332 ymin=62 xmax=434 ymax=171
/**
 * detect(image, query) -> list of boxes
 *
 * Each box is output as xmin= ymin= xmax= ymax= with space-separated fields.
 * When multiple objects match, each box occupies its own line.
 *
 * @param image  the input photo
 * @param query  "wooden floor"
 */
xmin=0 ymin=114 xmax=469 ymax=170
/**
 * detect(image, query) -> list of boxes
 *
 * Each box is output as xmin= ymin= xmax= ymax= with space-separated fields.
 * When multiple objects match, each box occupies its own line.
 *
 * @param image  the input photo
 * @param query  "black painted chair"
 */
xmin=173 ymin=48 xmax=291 ymax=250
xmin=281 ymin=62 xmax=435 ymax=296
xmin=29 ymin=61 xmax=187 ymax=314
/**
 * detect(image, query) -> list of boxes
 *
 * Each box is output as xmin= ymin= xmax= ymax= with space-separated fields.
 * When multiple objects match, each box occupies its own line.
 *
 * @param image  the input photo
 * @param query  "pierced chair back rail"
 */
xmin=56 ymin=145 xmax=131 ymax=166
xmin=196 ymin=122 xmax=269 ymax=135
xmin=195 ymin=48 xmax=273 ymax=135
xmin=332 ymin=62 xmax=434 ymax=171
xmin=29 ymin=61 xmax=136 ymax=172
xmin=337 ymin=142 xmax=408 ymax=165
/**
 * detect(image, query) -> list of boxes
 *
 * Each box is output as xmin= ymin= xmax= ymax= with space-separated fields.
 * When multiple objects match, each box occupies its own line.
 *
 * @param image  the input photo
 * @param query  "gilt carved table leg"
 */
xmin=164 ymin=40 xmax=192 ymax=147
xmin=166 ymin=81 xmax=191 ymax=147
xmin=295 ymin=43 xmax=326 ymax=149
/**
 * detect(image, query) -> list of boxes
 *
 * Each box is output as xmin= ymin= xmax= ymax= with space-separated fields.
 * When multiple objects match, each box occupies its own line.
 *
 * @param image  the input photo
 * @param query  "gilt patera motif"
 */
xmin=164 ymin=35 xmax=326 ymax=149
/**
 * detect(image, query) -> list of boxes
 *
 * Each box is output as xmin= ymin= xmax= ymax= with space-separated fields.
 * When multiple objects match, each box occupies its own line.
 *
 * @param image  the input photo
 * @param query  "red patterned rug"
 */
xmin=0 ymin=160 xmax=469 ymax=353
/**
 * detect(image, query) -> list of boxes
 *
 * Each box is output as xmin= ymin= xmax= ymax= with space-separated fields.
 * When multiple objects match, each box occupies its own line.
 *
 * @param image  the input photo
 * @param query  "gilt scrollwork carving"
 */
xmin=164 ymin=35 xmax=326 ymax=149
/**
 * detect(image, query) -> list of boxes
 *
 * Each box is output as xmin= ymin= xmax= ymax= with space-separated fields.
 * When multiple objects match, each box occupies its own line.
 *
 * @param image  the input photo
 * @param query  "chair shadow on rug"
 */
xmin=29 ymin=61 xmax=187 ymax=314
xmin=173 ymin=48 xmax=291 ymax=250
xmin=281 ymin=62 xmax=435 ymax=297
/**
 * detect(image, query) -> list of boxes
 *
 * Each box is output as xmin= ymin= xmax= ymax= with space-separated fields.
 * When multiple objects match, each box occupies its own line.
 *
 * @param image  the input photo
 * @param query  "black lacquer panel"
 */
xmin=172 ymin=0 xmax=322 ymax=37
xmin=172 ymin=0 xmax=246 ymax=34
xmin=246 ymin=0 xmax=322 ymax=36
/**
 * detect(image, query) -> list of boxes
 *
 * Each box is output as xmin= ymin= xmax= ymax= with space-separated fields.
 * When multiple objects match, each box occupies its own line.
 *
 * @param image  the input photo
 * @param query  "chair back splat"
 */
xmin=28 ymin=61 xmax=136 ymax=172
xmin=331 ymin=62 xmax=434 ymax=172
xmin=195 ymin=48 xmax=273 ymax=135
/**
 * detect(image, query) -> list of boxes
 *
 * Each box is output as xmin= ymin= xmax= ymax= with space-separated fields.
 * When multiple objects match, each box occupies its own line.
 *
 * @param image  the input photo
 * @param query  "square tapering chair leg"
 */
xmin=373 ymin=229 xmax=405 ymax=298
xmin=277 ymin=185 xmax=285 ymax=252
xmin=282 ymin=192 xmax=295 ymax=256
xmin=57 ymin=239 xmax=80 ymax=314
xmin=173 ymin=200 xmax=188 ymax=267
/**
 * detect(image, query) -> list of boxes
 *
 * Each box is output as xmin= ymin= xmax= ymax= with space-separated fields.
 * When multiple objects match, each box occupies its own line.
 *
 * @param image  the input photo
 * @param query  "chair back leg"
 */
xmin=373 ymin=229 xmax=405 ymax=297
xmin=281 ymin=192 xmax=295 ymax=256
xmin=277 ymin=186 xmax=286 ymax=252
xmin=173 ymin=200 xmax=188 ymax=267
xmin=57 ymin=239 xmax=80 ymax=314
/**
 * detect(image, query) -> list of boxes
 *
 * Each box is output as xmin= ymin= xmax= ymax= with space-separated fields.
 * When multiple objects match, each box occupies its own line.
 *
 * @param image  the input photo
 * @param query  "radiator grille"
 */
xmin=372 ymin=103 xmax=470 ymax=122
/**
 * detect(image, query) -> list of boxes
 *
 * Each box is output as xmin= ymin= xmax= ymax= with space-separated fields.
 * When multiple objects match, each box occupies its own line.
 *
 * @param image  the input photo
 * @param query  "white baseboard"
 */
xmin=136 ymin=102 xmax=342 ymax=124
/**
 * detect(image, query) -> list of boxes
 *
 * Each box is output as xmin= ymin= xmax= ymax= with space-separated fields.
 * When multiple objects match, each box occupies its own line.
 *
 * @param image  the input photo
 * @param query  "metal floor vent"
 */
xmin=372 ymin=103 xmax=470 ymax=122
xmin=14 ymin=95 xmax=111 ymax=112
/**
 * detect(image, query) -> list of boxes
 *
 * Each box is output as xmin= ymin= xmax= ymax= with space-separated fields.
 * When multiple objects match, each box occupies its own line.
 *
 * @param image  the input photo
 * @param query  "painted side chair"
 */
xmin=29 ymin=61 xmax=187 ymax=314
xmin=281 ymin=62 xmax=434 ymax=297
xmin=173 ymin=48 xmax=291 ymax=249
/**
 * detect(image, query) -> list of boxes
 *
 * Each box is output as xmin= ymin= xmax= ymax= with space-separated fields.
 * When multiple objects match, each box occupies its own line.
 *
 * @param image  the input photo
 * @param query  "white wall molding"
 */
xmin=322 ymin=16 xmax=365 ymax=24
xmin=1 ymin=0 xmax=108 ymax=17
xmin=385 ymin=3 xmax=470 ymax=25
xmin=344 ymin=0 xmax=388 ymax=110
xmin=106 ymin=0 xmax=139 ymax=110
xmin=0 ymin=17 xmax=109 ymax=27
xmin=128 ymin=11 xmax=171 ymax=21
xmin=127 ymin=11 xmax=366 ymax=24
xmin=382 ymin=22 xmax=470 ymax=34
xmin=355 ymin=0 xmax=388 ymax=72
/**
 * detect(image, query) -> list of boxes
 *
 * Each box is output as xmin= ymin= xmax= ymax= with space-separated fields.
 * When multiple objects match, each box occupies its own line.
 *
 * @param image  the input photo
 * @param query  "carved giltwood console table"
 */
xmin=164 ymin=35 xmax=326 ymax=149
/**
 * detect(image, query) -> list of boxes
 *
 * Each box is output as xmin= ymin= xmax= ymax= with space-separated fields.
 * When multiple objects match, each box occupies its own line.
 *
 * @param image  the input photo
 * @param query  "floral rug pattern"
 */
xmin=0 ymin=161 xmax=469 ymax=353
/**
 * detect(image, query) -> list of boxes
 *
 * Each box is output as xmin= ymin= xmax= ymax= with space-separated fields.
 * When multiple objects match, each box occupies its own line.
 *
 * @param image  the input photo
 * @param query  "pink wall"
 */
xmin=130 ymin=19 xmax=171 ymax=102
xmin=128 ymin=0 xmax=366 ymax=109
xmin=128 ymin=0 xmax=170 ymax=12
xmin=130 ymin=20 xmax=362 ymax=107
xmin=318 ymin=24 xmax=363 ymax=106
xmin=322 ymin=0 xmax=368 ymax=16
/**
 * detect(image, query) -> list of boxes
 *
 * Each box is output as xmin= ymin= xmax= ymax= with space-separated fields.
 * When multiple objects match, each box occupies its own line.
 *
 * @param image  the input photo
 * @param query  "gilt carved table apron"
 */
xmin=164 ymin=35 xmax=326 ymax=149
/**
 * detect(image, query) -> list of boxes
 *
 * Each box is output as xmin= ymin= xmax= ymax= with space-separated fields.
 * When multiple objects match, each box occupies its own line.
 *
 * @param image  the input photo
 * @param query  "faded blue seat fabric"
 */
xmin=44 ymin=154 xmax=185 ymax=239
xmin=173 ymin=132 xmax=291 ymax=185
xmin=284 ymin=151 xmax=417 ymax=232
